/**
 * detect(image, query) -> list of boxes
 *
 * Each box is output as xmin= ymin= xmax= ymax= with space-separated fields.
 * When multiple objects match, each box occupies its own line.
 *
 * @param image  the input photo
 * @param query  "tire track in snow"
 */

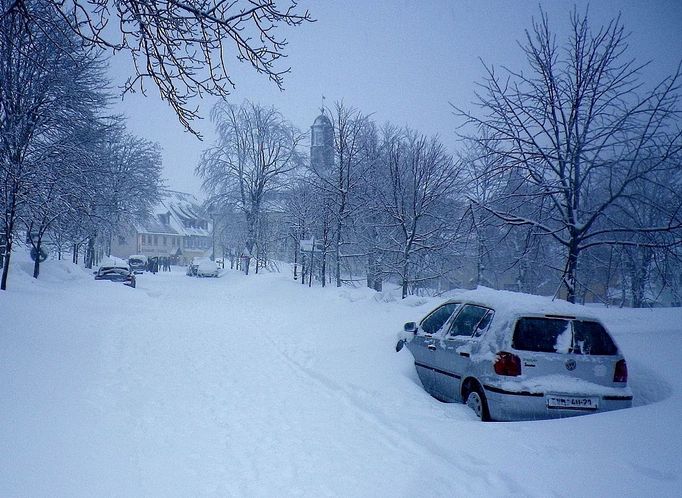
xmin=92 ymin=269 xmax=532 ymax=496
xmin=251 ymin=296 xmax=529 ymax=497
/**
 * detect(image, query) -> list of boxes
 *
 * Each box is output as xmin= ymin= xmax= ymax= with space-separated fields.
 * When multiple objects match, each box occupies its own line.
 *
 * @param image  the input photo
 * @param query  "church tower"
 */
xmin=310 ymin=107 xmax=334 ymax=173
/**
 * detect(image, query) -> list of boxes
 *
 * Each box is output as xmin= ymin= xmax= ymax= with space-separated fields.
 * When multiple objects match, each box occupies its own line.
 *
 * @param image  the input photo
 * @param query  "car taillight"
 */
xmin=494 ymin=352 xmax=522 ymax=376
xmin=614 ymin=359 xmax=628 ymax=383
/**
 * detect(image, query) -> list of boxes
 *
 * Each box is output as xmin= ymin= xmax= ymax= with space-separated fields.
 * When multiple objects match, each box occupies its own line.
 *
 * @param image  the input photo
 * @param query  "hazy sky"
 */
xmin=109 ymin=0 xmax=682 ymax=197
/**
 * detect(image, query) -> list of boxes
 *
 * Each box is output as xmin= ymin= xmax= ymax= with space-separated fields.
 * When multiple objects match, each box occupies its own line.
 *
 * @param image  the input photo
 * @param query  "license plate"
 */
xmin=546 ymin=395 xmax=599 ymax=410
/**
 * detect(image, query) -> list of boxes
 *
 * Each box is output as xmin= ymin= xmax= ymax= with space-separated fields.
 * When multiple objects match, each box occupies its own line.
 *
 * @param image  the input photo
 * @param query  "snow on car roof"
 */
xmin=433 ymin=287 xmax=608 ymax=355
xmin=99 ymin=256 xmax=129 ymax=268
xmin=442 ymin=286 xmax=599 ymax=321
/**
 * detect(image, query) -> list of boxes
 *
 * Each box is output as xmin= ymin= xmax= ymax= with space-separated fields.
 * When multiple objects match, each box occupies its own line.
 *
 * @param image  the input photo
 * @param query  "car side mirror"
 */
xmin=404 ymin=322 xmax=418 ymax=334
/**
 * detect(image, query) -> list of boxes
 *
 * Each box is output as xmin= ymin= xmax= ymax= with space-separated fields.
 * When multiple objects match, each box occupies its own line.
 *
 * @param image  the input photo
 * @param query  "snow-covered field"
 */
xmin=1 ymin=253 xmax=681 ymax=497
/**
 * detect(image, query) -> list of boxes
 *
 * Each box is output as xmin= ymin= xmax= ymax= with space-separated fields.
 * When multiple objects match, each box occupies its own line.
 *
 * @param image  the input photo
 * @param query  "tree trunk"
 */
xmin=335 ymin=231 xmax=341 ymax=288
xmin=630 ymin=247 xmax=652 ymax=308
xmin=1 ymin=216 xmax=15 ymax=291
xmin=1 ymin=242 xmax=11 ymax=291
xmin=367 ymin=250 xmax=383 ymax=292
xmin=254 ymin=243 xmax=260 ymax=274
xmin=401 ymin=254 xmax=410 ymax=300
xmin=367 ymin=252 xmax=375 ymax=289
xmin=564 ymin=241 xmax=579 ymax=303
xmin=293 ymin=239 xmax=299 ymax=280
xmin=300 ymin=252 xmax=306 ymax=286
xmin=321 ymin=250 xmax=326 ymax=288
xmin=1 ymin=186 xmax=18 ymax=290
xmin=32 ymin=238 xmax=43 ymax=279
xmin=85 ymin=235 xmax=97 ymax=269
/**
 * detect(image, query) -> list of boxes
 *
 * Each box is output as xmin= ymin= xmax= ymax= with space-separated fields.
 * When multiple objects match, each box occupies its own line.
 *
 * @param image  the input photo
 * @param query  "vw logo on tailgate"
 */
xmin=565 ymin=359 xmax=577 ymax=371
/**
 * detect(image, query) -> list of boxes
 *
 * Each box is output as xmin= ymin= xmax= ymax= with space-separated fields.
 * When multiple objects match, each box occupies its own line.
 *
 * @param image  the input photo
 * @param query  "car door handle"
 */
xmin=459 ymin=352 xmax=470 ymax=357
xmin=427 ymin=344 xmax=437 ymax=351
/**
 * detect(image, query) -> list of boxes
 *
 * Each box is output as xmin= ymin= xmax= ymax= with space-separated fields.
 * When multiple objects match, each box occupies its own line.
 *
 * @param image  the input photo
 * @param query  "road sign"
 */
xmin=301 ymin=238 xmax=324 ymax=253
xmin=300 ymin=238 xmax=315 ymax=252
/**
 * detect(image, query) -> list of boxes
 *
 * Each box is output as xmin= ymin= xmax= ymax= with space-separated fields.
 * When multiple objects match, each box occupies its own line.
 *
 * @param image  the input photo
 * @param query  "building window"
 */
xmin=154 ymin=235 xmax=158 ymax=245
xmin=163 ymin=236 xmax=167 ymax=245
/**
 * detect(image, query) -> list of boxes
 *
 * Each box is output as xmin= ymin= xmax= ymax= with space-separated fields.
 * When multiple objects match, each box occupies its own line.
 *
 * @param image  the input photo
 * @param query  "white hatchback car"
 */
xmin=397 ymin=289 xmax=633 ymax=421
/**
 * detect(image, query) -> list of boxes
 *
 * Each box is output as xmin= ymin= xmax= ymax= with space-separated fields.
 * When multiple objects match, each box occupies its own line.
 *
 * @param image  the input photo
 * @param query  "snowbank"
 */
xmin=1 ymin=251 xmax=681 ymax=497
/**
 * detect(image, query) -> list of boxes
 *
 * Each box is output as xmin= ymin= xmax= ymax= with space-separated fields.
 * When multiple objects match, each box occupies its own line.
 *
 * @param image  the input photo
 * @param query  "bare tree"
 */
xmin=0 ymin=0 xmax=109 ymax=289
xmin=613 ymin=160 xmax=682 ymax=306
xmin=197 ymin=100 xmax=304 ymax=274
xmin=454 ymin=8 xmax=682 ymax=302
xmin=375 ymin=126 xmax=462 ymax=299
xmin=2 ymin=0 xmax=312 ymax=134
xmin=88 ymin=126 xmax=163 ymax=265
xmin=308 ymin=102 xmax=372 ymax=287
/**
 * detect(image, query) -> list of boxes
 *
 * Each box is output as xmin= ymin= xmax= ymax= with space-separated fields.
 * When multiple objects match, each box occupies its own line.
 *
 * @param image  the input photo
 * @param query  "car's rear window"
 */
xmin=512 ymin=318 xmax=570 ymax=353
xmin=572 ymin=320 xmax=618 ymax=355
xmin=512 ymin=318 xmax=618 ymax=355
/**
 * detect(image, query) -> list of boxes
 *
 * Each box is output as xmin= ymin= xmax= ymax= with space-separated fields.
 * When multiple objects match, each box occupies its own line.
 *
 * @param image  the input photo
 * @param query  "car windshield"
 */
xmin=512 ymin=317 xmax=618 ymax=355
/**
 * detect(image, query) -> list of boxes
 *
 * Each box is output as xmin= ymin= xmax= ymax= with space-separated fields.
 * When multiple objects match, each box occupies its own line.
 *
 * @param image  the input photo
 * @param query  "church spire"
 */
xmin=310 ymin=103 xmax=334 ymax=173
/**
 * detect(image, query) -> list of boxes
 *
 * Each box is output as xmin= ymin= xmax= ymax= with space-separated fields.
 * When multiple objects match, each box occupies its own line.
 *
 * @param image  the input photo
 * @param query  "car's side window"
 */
xmin=448 ymin=305 xmax=493 ymax=338
xmin=420 ymin=303 xmax=459 ymax=335
xmin=473 ymin=309 xmax=494 ymax=337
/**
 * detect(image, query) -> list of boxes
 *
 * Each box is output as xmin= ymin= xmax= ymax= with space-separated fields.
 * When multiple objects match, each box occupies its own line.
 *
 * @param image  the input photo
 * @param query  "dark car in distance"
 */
xmin=128 ymin=255 xmax=148 ymax=274
xmin=95 ymin=265 xmax=136 ymax=288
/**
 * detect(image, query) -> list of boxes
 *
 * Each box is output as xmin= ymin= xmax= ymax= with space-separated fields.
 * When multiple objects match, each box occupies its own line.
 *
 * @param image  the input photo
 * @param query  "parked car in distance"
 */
xmin=128 ymin=254 xmax=148 ymax=274
xmin=196 ymin=258 xmax=219 ymax=277
xmin=186 ymin=259 xmax=198 ymax=276
xmin=94 ymin=265 xmax=136 ymax=288
xmin=396 ymin=288 xmax=632 ymax=421
xmin=186 ymin=257 xmax=219 ymax=277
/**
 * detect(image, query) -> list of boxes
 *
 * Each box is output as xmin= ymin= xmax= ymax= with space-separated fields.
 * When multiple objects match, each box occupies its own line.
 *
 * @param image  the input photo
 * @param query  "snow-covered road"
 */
xmin=2 ymin=261 xmax=681 ymax=497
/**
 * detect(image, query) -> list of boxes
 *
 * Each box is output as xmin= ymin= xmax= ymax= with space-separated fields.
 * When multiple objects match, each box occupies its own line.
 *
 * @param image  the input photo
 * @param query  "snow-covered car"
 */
xmin=187 ymin=258 xmax=219 ymax=277
xmin=94 ymin=265 xmax=136 ymax=288
xmin=396 ymin=289 xmax=632 ymax=421
xmin=128 ymin=254 xmax=148 ymax=274
xmin=196 ymin=258 xmax=219 ymax=277
xmin=186 ymin=260 xmax=198 ymax=276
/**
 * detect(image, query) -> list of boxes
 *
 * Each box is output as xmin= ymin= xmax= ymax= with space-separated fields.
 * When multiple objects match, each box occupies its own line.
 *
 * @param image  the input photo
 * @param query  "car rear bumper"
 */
xmin=483 ymin=385 xmax=633 ymax=421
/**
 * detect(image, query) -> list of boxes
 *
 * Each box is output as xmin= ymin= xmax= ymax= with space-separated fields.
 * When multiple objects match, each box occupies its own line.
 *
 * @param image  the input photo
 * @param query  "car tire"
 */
xmin=465 ymin=384 xmax=491 ymax=421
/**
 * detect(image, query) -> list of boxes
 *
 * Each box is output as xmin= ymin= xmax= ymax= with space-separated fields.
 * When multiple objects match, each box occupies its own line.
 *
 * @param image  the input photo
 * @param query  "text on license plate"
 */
xmin=546 ymin=395 xmax=599 ymax=410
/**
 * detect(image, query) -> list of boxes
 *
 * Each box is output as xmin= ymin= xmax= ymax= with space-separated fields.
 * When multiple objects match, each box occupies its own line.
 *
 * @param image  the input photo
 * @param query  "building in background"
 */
xmin=112 ymin=190 xmax=212 ymax=265
xmin=310 ymin=108 xmax=334 ymax=174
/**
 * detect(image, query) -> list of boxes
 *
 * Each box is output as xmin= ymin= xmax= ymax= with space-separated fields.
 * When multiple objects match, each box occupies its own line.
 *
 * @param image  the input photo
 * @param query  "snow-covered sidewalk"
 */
xmin=1 ymin=260 xmax=681 ymax=497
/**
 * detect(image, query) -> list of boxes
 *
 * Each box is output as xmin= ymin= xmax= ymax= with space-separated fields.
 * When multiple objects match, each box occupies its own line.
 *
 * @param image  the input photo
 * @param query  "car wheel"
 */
xmin=465 ymin=385 xmax=490 ymax=421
